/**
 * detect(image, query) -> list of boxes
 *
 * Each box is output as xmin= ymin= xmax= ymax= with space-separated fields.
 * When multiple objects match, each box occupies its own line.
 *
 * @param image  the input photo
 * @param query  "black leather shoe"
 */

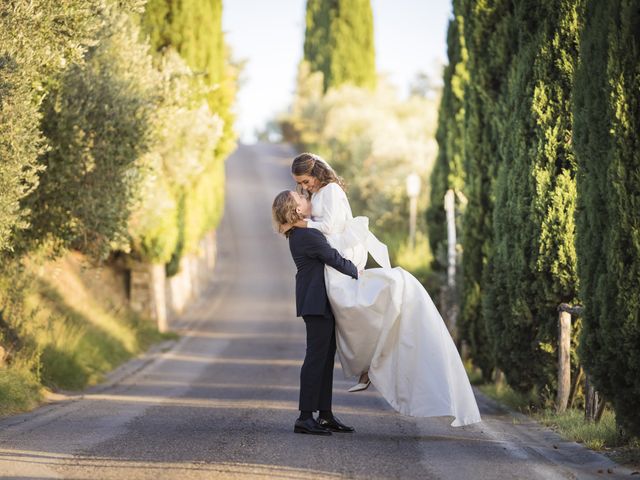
xmin=317 ymin=416 xmax=355 ymax=433
xmin=294 ymin=417 xmax=332 ymax=435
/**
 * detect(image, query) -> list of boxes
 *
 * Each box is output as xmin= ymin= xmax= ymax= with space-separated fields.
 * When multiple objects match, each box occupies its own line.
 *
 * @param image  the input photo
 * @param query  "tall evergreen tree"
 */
xmin=427 ymin=8 xmax=467 ymax=268
xmin=574 ymin=0 xmax=640 ymax=436
xmin=486 ymin=0 xmax=582 ymax=394
xmin=140 ymin=0 xmax=235 ymax=270
xmin=142 ymin=0 xmax=234 ymax=156
xmin=458 ymin=0 xmax=515 ymax=380
xmin=303 ymin=0 xmax=332 ymax=91
xmin=303 ymin=0 xmax=376 ymax=91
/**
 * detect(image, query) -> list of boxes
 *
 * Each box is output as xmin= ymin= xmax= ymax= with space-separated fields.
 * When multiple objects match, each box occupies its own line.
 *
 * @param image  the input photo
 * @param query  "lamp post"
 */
xmin=406 ymin=173 xmax=421 ymax=249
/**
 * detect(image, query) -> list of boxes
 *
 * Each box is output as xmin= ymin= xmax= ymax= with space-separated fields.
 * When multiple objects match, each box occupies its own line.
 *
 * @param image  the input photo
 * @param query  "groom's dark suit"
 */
xmin=288 ymin=227 xmax=358 ymax=413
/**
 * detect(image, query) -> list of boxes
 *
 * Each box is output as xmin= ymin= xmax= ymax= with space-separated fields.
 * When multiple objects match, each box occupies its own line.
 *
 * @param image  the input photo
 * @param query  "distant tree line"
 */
xmin=284 ymin=0 xmax=441 ymax=278
xmin=429 ymin=0 xmax=639 ymax=436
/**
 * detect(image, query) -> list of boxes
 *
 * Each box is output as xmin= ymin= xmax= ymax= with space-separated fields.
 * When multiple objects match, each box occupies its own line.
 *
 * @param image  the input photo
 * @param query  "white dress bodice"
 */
xmin=309 ymin=183 xmax=388 ymax=271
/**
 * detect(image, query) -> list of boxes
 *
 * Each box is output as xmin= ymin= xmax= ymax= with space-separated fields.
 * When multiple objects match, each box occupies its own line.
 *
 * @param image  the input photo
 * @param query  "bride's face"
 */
xmin=293 ymin=174 xmax=320 ymax=194
xmin=290 ymin=191 xmax=311 ymax=218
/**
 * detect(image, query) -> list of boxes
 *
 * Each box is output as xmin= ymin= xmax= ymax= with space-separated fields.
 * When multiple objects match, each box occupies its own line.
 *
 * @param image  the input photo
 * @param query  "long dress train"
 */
xmin=307 ymin=182 xmax=481 ymax=426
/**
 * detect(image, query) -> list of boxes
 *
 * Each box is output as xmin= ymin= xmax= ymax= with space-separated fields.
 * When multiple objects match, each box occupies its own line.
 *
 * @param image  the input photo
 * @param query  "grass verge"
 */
xmin=0 ymin=368 xmax=42 ymax=416
xmin=0 ymin=252 xmax=175 ymax=418
xmin=536 ymin=409 xmax=640 ymax=468
xmin=466 ymin=364 xmax=640 ymax=470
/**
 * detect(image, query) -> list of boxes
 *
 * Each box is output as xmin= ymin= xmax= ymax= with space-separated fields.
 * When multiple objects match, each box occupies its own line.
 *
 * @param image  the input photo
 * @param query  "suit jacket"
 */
xmin=288 ymin=227 xmax=358 ymax=317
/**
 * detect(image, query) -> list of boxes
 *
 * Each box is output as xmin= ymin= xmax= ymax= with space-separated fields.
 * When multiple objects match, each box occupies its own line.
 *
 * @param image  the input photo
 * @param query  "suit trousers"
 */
xmin=299 ymin=311 xmax=336 ymax=412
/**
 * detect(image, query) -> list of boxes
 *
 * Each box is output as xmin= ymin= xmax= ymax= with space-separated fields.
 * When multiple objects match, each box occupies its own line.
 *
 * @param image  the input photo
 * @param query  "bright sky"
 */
xmin=222 ymin=0 xmax=452 ymax=142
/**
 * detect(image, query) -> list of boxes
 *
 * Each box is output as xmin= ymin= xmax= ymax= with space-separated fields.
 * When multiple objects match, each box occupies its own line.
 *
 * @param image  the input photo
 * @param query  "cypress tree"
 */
xmin=304 ymin=0 xmax=332 ymax=91
xmin=427 ymin=8 xmax=467 ymax=268
xmin=574 ymin=0 xmax=640 ymax=436
xmin=486 ymin=0 xmax=582 ymax=394
xmin=458 ymin=0 xmax=515 ymax=380
xmin=141 ymin=0 xmax=234 ymax=269
xmin=303 ymin=0 xmax=376 ymax=91
xmin=142 ymin=0 xmax=234 ymax=156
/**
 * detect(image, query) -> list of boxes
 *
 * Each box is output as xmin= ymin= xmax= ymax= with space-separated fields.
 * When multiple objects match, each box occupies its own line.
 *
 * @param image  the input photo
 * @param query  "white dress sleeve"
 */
xmin=307 ymin=183 xmax=345 ymax=235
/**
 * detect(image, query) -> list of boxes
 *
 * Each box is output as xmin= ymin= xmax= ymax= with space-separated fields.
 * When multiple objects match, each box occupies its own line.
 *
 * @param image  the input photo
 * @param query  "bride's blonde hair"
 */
xmin=291 ymin=153 xmax=345 ymax=197
xmin=272 ymin=190 xmax=302 ymax=237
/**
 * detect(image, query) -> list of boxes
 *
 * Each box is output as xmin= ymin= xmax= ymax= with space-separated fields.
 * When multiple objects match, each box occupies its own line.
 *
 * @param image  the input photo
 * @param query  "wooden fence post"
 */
xmin=444 ymin=189 xmax=458 ymax=341
xmin=554 ymin=303 xmax=607 ymax=420
xmin=585 ymin=374 xmax=605 ymax=422
xmin=568 ymin=365 xmax=583 ymax=409
xmin=556 ymin=303 xmax=584 ymax=413
xmin=556 ymin=307 xmax=572 ymax=413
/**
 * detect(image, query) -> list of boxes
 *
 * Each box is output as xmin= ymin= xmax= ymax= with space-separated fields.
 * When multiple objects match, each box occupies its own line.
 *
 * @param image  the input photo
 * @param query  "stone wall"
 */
xmin=129 ymin=230 xmax=217 ymax=332
xmin=129 ymin=263 xmax=168 ymax=332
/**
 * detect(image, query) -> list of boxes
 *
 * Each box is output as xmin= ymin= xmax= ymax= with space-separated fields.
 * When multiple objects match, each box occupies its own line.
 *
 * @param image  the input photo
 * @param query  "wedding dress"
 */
xmin=307 ymin=182 xmax=481 ymax=426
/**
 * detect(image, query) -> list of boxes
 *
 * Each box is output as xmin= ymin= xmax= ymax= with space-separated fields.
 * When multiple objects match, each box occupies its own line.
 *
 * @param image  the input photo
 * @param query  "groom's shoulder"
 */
xmin=291 ymin=227 xmax=321 ymax=237
xmin=291 ymin=227 xmax=325 ymax=242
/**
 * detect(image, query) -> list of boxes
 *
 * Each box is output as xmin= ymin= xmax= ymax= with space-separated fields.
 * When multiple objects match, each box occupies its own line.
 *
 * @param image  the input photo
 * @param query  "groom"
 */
xmin=273 ymin=190 xmax=358 ymax=435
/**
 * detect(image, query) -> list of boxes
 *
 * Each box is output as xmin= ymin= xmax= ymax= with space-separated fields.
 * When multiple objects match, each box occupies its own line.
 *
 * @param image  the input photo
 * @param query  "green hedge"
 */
xmin=24 ymin=5 xmax=157 ymax=259
xmin=0 ymin=0 xmax=103 ymax=253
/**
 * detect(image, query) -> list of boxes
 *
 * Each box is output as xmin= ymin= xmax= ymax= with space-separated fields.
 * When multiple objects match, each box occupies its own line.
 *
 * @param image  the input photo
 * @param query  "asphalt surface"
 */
xmin=0 ymin=143 xmax=632 ymax=479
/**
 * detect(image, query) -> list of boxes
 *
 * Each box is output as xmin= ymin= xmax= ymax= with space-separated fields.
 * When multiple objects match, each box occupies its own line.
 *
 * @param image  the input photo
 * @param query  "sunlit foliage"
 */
xmin=140 ymin=0 xmax=236 ymax=271
xmin=0 ymin=0 xmax=105 ymax=252
xmin=23 ymin=3 xmax=158 ymax=259
xmin=574 ymin=0 xmax=640 ymax=437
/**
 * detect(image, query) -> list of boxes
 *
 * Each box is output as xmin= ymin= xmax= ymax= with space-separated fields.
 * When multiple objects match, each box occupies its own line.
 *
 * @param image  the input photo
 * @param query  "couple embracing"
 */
xmin=271 ymin=153 xmax=481 ymax=436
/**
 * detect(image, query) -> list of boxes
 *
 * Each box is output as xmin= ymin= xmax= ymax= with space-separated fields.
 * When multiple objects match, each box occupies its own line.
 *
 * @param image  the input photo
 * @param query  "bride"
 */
xmin=284 ymin=152 xmax=481 ymax=427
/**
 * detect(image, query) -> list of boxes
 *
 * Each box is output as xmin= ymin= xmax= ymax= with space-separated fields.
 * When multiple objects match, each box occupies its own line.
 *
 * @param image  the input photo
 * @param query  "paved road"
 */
xmin=0 ymin=143 xmax=630 ymax=479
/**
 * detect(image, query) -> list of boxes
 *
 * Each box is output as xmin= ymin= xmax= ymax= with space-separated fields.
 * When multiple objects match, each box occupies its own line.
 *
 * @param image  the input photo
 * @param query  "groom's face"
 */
xmin=291 ymin=191 xmax=311 ymax=218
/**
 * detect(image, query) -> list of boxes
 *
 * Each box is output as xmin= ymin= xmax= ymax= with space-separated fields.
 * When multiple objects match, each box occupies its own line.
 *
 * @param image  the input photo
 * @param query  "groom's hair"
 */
xmin=272 ymin=191 xmax=302 ymax=238
xmin=291 ymin=153 xmax=345 ymax=193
